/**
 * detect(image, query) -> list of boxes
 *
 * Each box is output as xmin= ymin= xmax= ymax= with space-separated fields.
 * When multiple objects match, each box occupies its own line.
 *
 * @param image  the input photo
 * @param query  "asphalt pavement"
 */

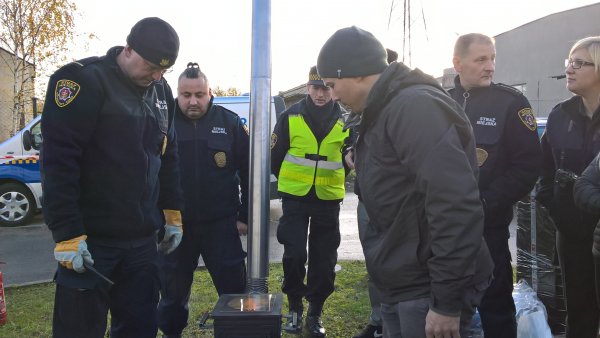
xmin=0 ymin=212 xmax=55 ymax=286
xmin=0 ymin=193 xmax=517 ymax=287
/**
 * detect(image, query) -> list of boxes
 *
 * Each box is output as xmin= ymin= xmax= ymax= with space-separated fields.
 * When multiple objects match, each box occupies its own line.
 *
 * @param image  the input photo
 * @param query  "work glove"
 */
xmin=158 ymin=209 xmax=183 ymax=255
xmin=555 ymin=169 xmax=578 ymax=188
xmin=54 ymin=235 xmax=94 ymax=273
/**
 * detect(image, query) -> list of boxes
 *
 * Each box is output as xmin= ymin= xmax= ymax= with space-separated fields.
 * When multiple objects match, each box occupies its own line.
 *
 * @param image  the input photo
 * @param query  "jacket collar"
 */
xmin=361 ymin=62 xmax=442 ymax=134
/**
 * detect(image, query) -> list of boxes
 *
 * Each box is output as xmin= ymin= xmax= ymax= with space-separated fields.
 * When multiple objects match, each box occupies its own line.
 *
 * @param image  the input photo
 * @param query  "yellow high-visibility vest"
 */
xmin=278 ymin=114 xmax=348 ymax=200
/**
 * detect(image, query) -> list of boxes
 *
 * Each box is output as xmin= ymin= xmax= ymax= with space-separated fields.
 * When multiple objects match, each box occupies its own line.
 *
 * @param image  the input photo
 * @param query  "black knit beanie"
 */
xmin=127 ymin=17 xmax=179 ymax=68
xmin=317 ymin=26 xmax=388 ymax=79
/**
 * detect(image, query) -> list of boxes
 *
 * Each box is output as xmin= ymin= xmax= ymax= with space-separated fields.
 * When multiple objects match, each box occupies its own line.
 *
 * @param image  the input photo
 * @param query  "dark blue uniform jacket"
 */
xmin=174 ymin=98 xmax=249 ymax=224
xmin=537 ymin=96 xmax=600 ymax=239
xmin=41 ymin=46 xmax=183 ymax=244
xmin=449 ymin=77 xmax=542 ymax=234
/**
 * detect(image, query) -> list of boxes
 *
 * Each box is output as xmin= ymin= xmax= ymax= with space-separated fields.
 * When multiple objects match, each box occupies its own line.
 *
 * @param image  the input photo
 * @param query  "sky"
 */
xmin=70 ymin=0 xmax=600 ymax=94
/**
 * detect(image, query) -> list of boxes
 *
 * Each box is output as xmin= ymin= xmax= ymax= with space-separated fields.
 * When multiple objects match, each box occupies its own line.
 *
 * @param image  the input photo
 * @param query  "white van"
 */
xmin=0 ymin=95 xmax=285 ymax=227
xmin=0 ymin=116 xmax=43 ymax=226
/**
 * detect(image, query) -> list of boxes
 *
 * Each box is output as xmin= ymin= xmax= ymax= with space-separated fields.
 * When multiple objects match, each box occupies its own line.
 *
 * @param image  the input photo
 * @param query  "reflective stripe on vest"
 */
xmin=278 ymin=114 xmax=348 ymax=200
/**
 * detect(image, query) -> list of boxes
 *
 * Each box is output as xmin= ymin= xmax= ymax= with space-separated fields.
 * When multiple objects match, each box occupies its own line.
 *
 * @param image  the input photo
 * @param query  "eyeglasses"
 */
xmin=143 ymin=60 xmax=173 ymax=75
xmin=149 ymin=66 xmax=172 ymax=75
xmin=565 ymin=59 xmax=595 ymax=69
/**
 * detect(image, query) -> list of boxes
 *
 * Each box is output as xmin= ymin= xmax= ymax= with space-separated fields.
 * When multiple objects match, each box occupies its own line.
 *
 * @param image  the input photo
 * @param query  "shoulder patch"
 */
xmin=270 ymin=133 xmax=277 ymax=149
xmin=55 ymin=79 xmax=81 ymax=108
xmin=243 ymin=124 xmax=249 ymax=136
xmin=517 ymin=108 xmax=537 ymax=131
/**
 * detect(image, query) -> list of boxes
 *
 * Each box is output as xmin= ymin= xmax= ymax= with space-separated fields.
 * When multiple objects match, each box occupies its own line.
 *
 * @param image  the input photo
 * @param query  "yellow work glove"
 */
xmin=54 ymin=235 xmax=94 ymax=273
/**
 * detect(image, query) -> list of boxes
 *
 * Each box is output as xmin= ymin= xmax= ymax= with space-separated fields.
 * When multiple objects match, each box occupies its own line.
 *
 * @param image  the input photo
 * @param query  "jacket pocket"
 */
xmin=366 ymin=205 xmax=428 ymax=289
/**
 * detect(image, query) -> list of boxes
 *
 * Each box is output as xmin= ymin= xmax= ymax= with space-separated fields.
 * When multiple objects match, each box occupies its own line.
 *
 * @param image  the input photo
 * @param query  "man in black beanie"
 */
xmin=271 ymin=66 xmax=349 ymax=337
xmin=347 ymin=48 xmax=398 ymax=338
xmin=41 ymin=17 xmax=183 ymax=338
xmin=317 ymin=26 xmax=494 ymax=338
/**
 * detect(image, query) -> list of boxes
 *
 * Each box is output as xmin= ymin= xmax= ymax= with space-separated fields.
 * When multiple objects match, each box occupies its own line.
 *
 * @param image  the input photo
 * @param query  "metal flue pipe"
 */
xmin=247 ymin=0 xmax=271 ymax=293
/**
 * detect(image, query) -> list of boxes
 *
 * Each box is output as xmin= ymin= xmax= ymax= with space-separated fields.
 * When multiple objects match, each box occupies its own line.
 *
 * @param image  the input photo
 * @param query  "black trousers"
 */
xmin=557 ymin=230 xmax=600 ymax=338
xmin=277 ymin=198 xmax=341 ymax=309
xmin=479 ymin=229 xmax=517 ymax=338
xmin=157 ymin=215 xmax=247 ymax=336
xmin=52 ymin=238 xmax=160 ymax=338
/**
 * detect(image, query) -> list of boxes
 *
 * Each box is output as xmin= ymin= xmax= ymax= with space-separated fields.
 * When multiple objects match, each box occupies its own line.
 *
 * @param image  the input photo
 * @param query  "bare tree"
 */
xmin=213 ymin=86 xmax=242 ymax=97
xmin=0 ymin=0 xmax=77 ymax=134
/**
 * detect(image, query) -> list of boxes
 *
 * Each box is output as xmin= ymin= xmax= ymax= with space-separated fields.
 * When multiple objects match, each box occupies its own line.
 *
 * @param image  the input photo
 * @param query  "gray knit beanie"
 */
xmin=317 ymin=26 xmax=388 ymax=79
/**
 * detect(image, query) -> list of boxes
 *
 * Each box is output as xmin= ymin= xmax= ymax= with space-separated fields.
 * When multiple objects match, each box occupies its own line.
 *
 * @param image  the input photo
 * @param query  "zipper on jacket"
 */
xmin=193 ymin=120 xmax=199 ymax=194
xmin=462 ymin=92 xmax=470 ymax=110
xmin=312 ymin=142 xmax=322 ymax=187
xmin=558 ymin=120 xmax=573 ymax=169
xmin=140 ymin=98 xmax=149 ymax=226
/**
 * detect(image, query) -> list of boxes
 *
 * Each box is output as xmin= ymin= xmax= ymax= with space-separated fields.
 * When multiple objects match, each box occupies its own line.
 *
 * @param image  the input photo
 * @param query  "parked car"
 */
xmin=536 ymin=117 xmax=547 ymax=139
xmin=0 ymin=117 xmax=42 ymax=226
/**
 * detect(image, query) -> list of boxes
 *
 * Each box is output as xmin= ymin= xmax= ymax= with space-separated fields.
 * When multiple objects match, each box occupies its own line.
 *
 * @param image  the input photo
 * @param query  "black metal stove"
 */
xmin=211 ymin=293 xmax=283 ymax=337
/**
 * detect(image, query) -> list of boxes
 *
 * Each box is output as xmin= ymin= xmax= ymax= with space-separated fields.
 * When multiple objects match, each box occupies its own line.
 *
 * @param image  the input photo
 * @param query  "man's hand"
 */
xmin=54 ymin=235 xmax=94 ymax=273
xmin=345 ymin=150 xmax=355 ymax=169
xmin=159 ymin=210 xmax=183 ymax=254
xmin=555 ymin=168 xmax=578 ymax=188
xmin=425 ymin=309 xmax=460 ymax=338
xmin=594 ymin=221 xmax=600 ymax=262
xmin=237 ymin=221 xmax=248 ymax=236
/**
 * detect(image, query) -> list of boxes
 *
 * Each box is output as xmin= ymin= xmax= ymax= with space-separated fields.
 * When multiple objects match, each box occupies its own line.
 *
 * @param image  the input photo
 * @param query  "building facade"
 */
xmin=0 ymin=47 xmax=36 ymax=141
xmin=282 ymin=4 xmax=599 ymax=118
xmin=493 ymin=3 xmax=600 ymax=116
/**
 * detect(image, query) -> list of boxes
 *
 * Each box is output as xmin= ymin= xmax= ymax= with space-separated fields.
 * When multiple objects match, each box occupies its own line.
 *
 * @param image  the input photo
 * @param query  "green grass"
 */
xmin=0 ymin=261 xmax=372 ymax=338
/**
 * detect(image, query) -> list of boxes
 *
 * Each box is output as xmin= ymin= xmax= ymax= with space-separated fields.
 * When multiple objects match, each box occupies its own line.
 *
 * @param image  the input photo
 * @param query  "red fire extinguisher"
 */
xmin=0 ymin=265 xmax=7 ymax=325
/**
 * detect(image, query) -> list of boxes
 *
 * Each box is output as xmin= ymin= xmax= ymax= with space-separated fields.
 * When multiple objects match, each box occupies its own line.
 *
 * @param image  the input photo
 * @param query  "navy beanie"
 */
xmin=317 ymin=26 xmax=388 ymax=79
xmin=127 ymin=17 xmax=179 ymax=68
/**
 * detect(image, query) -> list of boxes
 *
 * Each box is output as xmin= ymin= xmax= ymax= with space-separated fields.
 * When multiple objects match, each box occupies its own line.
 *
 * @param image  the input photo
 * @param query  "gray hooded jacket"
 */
xmin=355 ymin=62 xmax=494 ymax=316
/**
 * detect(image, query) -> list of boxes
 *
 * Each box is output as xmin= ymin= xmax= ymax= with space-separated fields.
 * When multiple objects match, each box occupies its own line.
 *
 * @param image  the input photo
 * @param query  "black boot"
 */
xmin=306 ymin=315 xmax=326 ymax=337
xmin=352 ymin=324 xmax=383 ymax=338
xmin=283 ymin=297 xmax=303 ymax=334
xmin=306 ymin=303 xmax=326 ymax=337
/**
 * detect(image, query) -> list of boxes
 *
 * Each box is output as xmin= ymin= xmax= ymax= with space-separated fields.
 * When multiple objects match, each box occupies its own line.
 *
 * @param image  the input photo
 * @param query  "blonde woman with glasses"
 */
xmin=537 ymin=36 xmax=600 ymax=338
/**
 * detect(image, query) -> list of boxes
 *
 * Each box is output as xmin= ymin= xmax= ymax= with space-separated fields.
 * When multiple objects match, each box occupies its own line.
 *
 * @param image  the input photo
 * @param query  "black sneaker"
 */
xmin=306 ymin=315 xmax=326 ymax=337
xmin=352 ymin=324 xmax=383 ymax=338
xmin=283 ymin=310 xmax=303 ymax=334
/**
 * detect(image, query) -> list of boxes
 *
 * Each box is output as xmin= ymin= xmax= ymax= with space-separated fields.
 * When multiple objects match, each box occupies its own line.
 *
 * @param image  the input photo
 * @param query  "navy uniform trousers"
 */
xmin=157 ymin=214 xmax=247 ymax=336
xmin=277 ymin=198 xmax=341 ymax=309
xmin=479 ymin=228 xmax=517 ymax=338
xmin=557 ymin=230 xmax=600 ymax=338
xmin=52 ymin=237 xmax=160 ymax=338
